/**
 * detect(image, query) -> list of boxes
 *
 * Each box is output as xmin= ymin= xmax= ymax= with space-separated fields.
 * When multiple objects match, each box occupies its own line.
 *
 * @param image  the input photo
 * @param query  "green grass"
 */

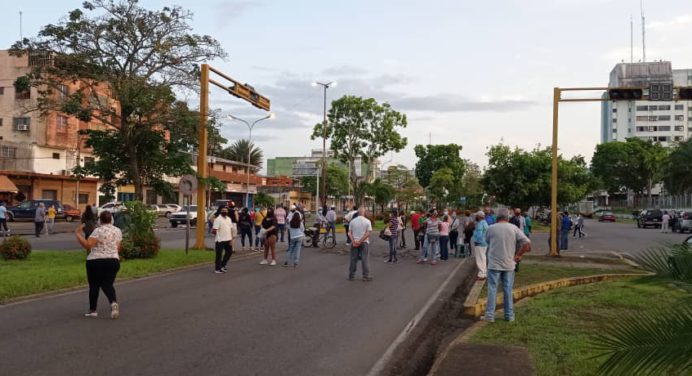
xmin=479 ymin=263 xmax=627 ymax=298
xmin=0 ymin=249 xmax=215 ymax=303
xmin=470 ymin=279 xmax=690 ymax=376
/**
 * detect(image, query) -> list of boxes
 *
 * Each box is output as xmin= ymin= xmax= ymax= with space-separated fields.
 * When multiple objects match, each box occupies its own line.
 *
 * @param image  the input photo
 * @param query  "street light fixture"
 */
xmin=227 ymin=113 xmax=274 ymax=208
xmin=312 ymin=80 xmax=336 ymax=207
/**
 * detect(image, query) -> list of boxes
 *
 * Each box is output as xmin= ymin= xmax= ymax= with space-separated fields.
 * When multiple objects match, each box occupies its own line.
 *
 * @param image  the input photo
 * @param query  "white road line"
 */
xmin=366 ymin=258 xmax=469 ymax=376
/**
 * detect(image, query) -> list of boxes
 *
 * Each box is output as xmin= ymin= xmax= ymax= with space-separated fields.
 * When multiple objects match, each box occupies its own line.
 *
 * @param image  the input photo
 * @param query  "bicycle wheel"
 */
xmin=302 ymin=235 xmax=313 ymax=248
xmin=322 ymin=235 xmax=336 ymax=249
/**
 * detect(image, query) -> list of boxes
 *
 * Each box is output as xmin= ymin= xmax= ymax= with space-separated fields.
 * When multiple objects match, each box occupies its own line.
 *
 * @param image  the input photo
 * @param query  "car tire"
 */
xmin=7 ymin=213 xmax=14 ymax=222
xmin=65 ymin=215 xmax=73 ymax=222
xmin=165 ymin=212 xmax=171 ymax=218
xmin=171 ymin=222 xmax=178 ymax=228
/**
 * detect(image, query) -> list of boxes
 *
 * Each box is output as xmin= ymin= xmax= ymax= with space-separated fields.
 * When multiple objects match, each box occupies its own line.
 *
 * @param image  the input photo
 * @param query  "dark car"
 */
xmin=637 ymin=209 xmax=663 ymax=229
xmin=6 ymin=199 xmax=65 ymax=221
xmin=598 ymin=211 xmax=616 ymax=222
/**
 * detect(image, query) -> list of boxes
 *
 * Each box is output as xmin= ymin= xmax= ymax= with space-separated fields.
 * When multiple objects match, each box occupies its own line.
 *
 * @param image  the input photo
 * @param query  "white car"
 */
xmin=98 ymin=202 xmax=123 ymax=215
xmin=149 ymin=204 xmax=179 ymax=217
xmin=169 ymin=205 xmax=211 ymax=228
xmin=164 ymin=204 xmax=182 ymax=214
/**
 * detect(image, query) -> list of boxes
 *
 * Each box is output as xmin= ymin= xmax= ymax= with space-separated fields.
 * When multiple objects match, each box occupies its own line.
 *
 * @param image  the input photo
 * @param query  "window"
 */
xmin=674 ymin=136 xmax=684 ymax=142
xmin=56 ymin=115 xmax=68 ymax=133
xmin=658 ymin=115 xmax=671 ymax=121
xmin=78 ymin=193 xmax=89 ymax=204
xmin=83 ymin=157 xmax=95 ymax=165
xmin=675 ymin=104 xmax=684 ymax=111
xmin=636 ymin=116 xmax=649 ymax=121
xmin=12 ymin=117 xmax=30 ymax=131
xmin=15 ymin=88 xmax=30 ymax=100
xmin=675 ymin=115 xmax=684 ymax=121
xmin=675 ymin=126 xmax=684 ymax=132
xmin=657 ymin=105 xmax=671 ymax=111
xmin=636 ymin=105 xmax=649 ymax=111
xmin=0 ymin=119 xmax=3 ymax=126
xmin=612 ymin=118 xmax=617 ymax=123
xmin=0 ymin=145 xmax=17 ymax=158
xmin=52 ymin=153 xmax=60 ymax=159
xmin=0 ymin=87 xmax=4 ymax=95
xmin=649 ymin=116 xmax=658 ymax=122
xmin=658 ymin=136 xmax=669 ymax=142
xmin=658 ymin=126 xmax=671 ymax=132
xmin=42 ymin=190 xmax=57 ymax=200
xmin=57 ymin=84 xmax=68 ymax=101
xmin=612 ymin=108 xmax=617 ymax=113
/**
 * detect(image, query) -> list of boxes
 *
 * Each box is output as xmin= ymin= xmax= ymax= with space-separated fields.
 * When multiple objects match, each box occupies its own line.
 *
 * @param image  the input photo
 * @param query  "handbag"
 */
xmin=257 ymin=228 xmax=267 ymax=239
xmin=379 ymin=229 xmax=391 ymax=241
xmin=384 ymin=227 xmax=392 ymax=237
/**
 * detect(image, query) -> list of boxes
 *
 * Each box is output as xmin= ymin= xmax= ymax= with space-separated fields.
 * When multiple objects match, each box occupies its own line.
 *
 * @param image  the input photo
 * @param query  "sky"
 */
xmin=3 ymin=0 xmax=692 ymax=173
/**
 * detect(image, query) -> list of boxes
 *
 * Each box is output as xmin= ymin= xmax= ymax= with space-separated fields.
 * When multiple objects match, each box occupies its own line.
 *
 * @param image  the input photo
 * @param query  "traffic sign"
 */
xmin=179 ymin=175 xmax=198 ymax=195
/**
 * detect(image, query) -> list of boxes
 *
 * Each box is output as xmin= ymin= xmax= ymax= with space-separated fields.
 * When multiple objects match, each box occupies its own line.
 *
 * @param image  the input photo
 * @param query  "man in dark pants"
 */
xmin=212 ymin=207 xmax=235 ymax=274
xmin=34 ymin=203 xmax=46 ymax=237
xmin=347 ymin=208 xmax=373 ymax=281
xmin=411 ymin=210 xmax=421 ymax=250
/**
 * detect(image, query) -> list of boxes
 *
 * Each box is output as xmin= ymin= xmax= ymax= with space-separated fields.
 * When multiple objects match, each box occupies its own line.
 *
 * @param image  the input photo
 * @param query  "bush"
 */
xmin=117 ymin=201 xmax=160 ymax=259
xmin=1 ymin=236 xmax=32 ymax=260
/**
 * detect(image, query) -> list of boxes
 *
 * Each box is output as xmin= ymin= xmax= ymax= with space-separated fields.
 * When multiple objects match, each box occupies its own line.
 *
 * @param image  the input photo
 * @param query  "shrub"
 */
xmin=1 ymin=235 xmax=32 ymax=260
xmin=117 ymin=201 xmax=160 ymax=259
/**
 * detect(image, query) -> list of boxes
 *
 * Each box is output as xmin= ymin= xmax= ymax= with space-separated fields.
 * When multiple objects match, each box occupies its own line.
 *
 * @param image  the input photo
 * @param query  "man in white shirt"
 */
xmin=326 ymin=206 xmax=337 ymax=244
xmin=347 ymin=208 xmax=373 ymax=281
xmin=212 ymin=207 xmax=236 ymax=274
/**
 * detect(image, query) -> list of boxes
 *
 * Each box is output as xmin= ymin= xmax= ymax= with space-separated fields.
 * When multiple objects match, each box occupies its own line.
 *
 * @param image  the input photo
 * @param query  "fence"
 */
xmin=609 ymin=194 xmax=692 ymax=211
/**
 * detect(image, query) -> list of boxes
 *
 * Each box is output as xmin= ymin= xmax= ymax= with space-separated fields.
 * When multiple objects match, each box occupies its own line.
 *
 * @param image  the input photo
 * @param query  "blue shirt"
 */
xmin=486 ymin=215 xmax=496 ymax=226
xmin=473 ymin=220 xmax=489 ymax=246
xmin=0 ymin=206 xmax=6 ymax=219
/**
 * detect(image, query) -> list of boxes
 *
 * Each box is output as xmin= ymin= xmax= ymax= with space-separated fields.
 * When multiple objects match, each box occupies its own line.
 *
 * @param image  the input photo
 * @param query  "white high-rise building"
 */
xmin=601 ymin=61 xmax=692 ymax=146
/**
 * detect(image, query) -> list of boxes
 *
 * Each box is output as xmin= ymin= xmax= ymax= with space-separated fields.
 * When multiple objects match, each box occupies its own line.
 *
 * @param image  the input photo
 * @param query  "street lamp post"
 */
xmin=228 ymin=113 xmax=274 ymax=208
xmin=312 ymin=81 xmax=336 ymax=207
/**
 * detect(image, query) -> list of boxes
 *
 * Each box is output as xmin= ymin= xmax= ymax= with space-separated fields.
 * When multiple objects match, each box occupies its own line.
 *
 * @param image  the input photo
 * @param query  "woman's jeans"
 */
xmin=287 ymin=237 xmax=302 ymax=265
xmin=388 ymin=236 xmax=398 ymax=261
xmin=439 ymin=235 xmax=449 ymax=260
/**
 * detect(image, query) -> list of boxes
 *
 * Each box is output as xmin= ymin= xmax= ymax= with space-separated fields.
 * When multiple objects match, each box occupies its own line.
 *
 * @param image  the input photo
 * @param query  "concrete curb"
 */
xmin=0 ymin=251 xmax=262 ymax=307
xmin=463 ymin=272 xmax=650 ymax=318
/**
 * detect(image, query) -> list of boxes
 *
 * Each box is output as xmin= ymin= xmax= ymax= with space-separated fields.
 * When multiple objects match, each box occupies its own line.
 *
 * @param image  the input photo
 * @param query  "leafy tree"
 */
xmin=10 ymin=0 xmax=225 ymax=200
xmin=311 ymin=95 xmax=407 ymax=205
xmin=414 ymin=144 xmax=465 ymax=188
xmin=366 ymin=178 xmax=395 ymax=215
xmin=459 ymin=160 xmax=483 ymax=208
xmin=168 ymin=105 xmax=228 ymax=156
xmin=482 ymin=144 xmax=594 ymax=209
xmin=253 ymin=192 xmax=274 ymax=208
xmin=664 ymin=139 xmax=692 ymax=195
xmin=384 ymin=165 xmax=422 ymax=210
xmin=428 ymin=168 xmax=455 ymax=206
xmin=218 ymin=139 xmax=263 ymax=170
xmin=300 ymin=163 xmax=349 ymax=198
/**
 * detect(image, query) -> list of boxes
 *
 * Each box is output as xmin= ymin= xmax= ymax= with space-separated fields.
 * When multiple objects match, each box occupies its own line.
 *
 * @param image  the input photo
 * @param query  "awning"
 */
xmin=0 ymin=175 xmax=18 ymax=193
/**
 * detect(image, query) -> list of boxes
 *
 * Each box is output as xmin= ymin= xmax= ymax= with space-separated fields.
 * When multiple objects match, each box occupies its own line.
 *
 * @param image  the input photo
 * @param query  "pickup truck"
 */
xmin=169 ymin=205 xmax=213 ymax=228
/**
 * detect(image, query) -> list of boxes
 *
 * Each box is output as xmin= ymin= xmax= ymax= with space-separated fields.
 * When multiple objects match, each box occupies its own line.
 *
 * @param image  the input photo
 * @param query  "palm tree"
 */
xmin=593 ymin=244 xmax=692 ymax=375
xmin=218 ymin=139 xmax=263 ymax=171
xmin=367 ymin=178 xmax=395 ymax=216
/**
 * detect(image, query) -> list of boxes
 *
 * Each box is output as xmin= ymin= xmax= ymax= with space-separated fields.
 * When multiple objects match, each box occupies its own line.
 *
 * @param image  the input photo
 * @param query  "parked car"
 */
xmin=98 ymin=202 xmax=123 ymax=215
xmin=674 ymin=211 xmax=692 ymax=233
xmin=598 ymin=211 xmax=616 ymax=222
xmin=169 ymin=205 xmax=209 ymax=228
xmin=148 ymin=204 xmax=177 ymax=217
xmin=6 ymin=199 xmax=65 ymax=221
xmin=163 ymin=204 xmax=182 ymax=214
xmin=62 ymin=204 xmax=81 ymax=222
xmin=637 ymin=209 xmax=663 ymax=228
xmin=684 ymin=235 xmax=692 ymax=247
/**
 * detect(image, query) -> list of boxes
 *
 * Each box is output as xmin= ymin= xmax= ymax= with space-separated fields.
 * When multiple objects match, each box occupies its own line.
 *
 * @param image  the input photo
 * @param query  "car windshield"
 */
xmin=180 ymin=206 xmax=197 ymax=211
xmin=603 ymin=212 xmax=613 ymax=215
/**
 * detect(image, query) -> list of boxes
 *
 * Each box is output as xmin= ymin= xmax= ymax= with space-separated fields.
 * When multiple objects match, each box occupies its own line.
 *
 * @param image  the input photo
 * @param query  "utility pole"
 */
xmin=312 ymin=81 xmax=336 ymax=207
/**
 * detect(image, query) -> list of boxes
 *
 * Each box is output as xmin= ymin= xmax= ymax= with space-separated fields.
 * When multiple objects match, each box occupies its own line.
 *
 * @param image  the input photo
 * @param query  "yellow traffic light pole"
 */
xmin=194 ymin=63 xmax=270 ymax=250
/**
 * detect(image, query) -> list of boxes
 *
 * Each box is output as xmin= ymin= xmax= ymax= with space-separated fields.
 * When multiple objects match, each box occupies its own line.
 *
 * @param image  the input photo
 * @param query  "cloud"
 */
xmin=391 ymin=95 xmax=537 ymax=113
xmin=215 ymin=1 xmax=261 ymax=26
xmin=648 ymin=14 xmax=692 ymax=30
xmin=320 ymin=65 xmax=368 ymax=77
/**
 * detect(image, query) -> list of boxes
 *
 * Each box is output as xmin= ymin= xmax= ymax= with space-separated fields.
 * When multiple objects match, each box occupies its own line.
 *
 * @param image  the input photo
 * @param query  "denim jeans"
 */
xmin=419 ymin=234 xmax=428 ymax=260
xmin=278 ymin=224 xmax=286 ymax=242
xmin=439 ymin=235 xmax=449 ymax=260
xmin=485 ymin=269 xmax=515 ymax=321
xmin=349 ymin=243 xmax=370 ymax=278
xmin=559 ymin=229 xmax=569 ymax=250
xmin=287 ymin=237 xmax=302 ymax=265
xmin=427 ymin=235 xmax=440 ymax=262
xmin=388 ymin=236 xmax=398 ymax=261
xmin=326 ymin=222 xmax=336 ymax=242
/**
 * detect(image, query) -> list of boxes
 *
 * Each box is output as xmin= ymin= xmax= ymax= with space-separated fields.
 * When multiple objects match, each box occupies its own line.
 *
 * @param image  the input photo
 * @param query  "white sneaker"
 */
xmin=110 ymin=302 xmax=119 ymax=319
xmin=84 ymin=312 xmax=98 ymax=318
xmin=270 ymin=260 xmax=277 ymax=266
xmin=260 ymin=259 xmax=269 ymax=265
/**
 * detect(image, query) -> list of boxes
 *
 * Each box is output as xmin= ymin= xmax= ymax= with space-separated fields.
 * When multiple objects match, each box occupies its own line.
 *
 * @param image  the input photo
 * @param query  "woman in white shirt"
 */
xmin=75 ymin=211 xmax=122 ymax=319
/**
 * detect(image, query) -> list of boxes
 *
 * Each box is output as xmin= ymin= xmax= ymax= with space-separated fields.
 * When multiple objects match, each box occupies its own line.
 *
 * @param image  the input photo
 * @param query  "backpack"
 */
xmin=289 ymin=212 xmax=302 ymax=229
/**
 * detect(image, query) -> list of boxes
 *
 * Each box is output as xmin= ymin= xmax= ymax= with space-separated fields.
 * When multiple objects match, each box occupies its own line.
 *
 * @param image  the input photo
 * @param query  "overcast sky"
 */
xmin=3 ymin=0 xmax=692 ymax=172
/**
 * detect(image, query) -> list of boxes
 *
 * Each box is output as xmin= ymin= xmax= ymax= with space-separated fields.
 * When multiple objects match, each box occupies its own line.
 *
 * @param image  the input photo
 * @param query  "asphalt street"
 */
xmin=0 ymin=233 xmax=465 ymax=376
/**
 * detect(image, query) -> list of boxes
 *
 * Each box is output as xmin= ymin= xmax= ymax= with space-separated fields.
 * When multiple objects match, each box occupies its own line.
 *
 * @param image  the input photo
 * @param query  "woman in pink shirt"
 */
xmin=439 ymin=215 xmax=451 ymax=260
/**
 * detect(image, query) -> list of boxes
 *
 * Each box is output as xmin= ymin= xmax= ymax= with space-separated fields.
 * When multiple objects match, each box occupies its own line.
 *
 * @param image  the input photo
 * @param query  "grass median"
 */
xmin=0 ymin=249 xmax=216 ymax=303
xmin=470 ymin=278 xmax=686 ymax=376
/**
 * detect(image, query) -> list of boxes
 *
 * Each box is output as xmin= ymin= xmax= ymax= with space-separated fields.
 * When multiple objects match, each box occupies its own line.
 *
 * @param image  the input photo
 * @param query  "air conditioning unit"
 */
xmin=15 ymin=124 xmax=29 ymax=131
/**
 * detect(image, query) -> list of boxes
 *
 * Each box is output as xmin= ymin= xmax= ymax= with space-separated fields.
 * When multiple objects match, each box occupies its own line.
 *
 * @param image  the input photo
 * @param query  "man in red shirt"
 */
xmin=411 ymin=211 xmax=421 ymax=250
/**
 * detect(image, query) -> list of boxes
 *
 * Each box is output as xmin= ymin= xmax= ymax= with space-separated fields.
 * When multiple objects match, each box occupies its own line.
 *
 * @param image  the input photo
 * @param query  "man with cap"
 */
xmin=472 ymin=210 xmax=489 ymax=280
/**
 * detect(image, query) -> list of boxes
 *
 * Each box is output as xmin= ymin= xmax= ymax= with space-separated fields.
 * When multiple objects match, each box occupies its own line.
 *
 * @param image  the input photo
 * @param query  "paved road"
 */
xmin=530 ymin=218 xmax=690 ymax=256
xmin=0 ymin=236 xmax=465 ymax=376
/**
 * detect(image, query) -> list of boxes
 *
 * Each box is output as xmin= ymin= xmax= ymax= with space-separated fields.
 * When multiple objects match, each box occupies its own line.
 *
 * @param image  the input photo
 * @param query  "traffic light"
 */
xmin=608 ymin=88 xmax=643 ymax=100
xmin=227 ymin=83 xmax=271 ymax=111
xmin=649 ymin=83 xmax=673 ymax=101
xmin=679 ymin=87 xmax=692 ymax=100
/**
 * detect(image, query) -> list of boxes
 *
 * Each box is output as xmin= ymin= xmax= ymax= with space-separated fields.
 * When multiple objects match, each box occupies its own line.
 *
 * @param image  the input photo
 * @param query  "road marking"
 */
xmin=366 ymin=258 xmax=469 ymax=376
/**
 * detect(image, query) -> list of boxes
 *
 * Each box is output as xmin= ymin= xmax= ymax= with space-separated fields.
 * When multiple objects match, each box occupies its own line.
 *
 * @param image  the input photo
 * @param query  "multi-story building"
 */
xmin=0 ymin=50 xmax=99 ymax=209
xmin=601 ymin=61 xmax=692 ymax=146
xmin=266 ymin=149 xmax=375 ymax=180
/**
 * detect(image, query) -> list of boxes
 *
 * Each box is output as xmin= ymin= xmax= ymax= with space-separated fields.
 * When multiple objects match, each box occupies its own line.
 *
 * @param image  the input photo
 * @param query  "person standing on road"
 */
xmin=573 ymin=214 xmax=586 ymax=238
xmin=523 ymin=212 xmax=532 ymax=238
xmin=411 ymin=210 xmax=421 ymax=251
xmin=275 ymin=204 xmax=287 ymax=242
xmin=0 ymin=202 xmax=9 ymax=237
xmin=343 ymin=206 xmax=357 ymax=244
xmin=34 ymin=203 xmax=46 ymax=238
xmin=386 ymin=211 xmax=399 ymax=263
xmin=212 ymin=207 xmax=236 ymax=274
xmin=254 ymin=207 xmax=266 ymax=251
xmin=419 ymin=210 xmax=441 ymax=265
xmin=260 ymin=208 xmax=278 ymax=266
xmin=661 ymin=211 xmax=671 ymax=233
xmin=398 ymin=211 xmax=407 ymax=249
xmin=473 ymin=211 xmax=489 ymax=280
xmin=237 ymin=208 xmax=254 ymax=251
xmin=81 ymin=206 xmax=97 ymax=238
xmin=326 ymin=206 xmax=337 ymax=244
xmin=284 ymin=205 xmax=304 ymax=267
xmin=483 ymin=208 xmax=531 ymax=323
xmin=560 ymin=211 xmax=571 ymax=251
xmin=439 ymin=215 xmax=451 ymax=261
xmin=449 ymin=212 xmax=460 ymax=256
xmin=463 ymin=210 xmax=475 ymax=258
xmin=348 ymin=208 xmax=373 ymax=281
xmin=75 ymin=211 xmax=122 ymax=319
xmin=46 ymin=204 xmax=56 ymax=235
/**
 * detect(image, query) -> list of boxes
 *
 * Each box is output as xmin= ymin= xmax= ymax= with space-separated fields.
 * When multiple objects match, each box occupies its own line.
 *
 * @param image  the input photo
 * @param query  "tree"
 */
xmin=482 ymin=144 xmax=594 ymax=209
xmin=167 ymin=105 xmax=228 ymax=156
xmin=253 ymin=192 xmax=274 ymax=208
xmin=459 ymin=160 xmax=483 ymax=208
xmin=218 ymin=139 xmax=263 ymax=170
xmin=300 ymin=163 xmax=349 ymax=198
xmin=664 ymin=139 xmax=692 ymax=195
xmin=414 ymin=144 xmax=465 ymax=188
xmin=10 ymin=0 xmax=225 ymax=199
xmin=384 ymin=165 xmax=422 ymax=210
xmin=428 ymin=168 xmax=455 ymax=206
xmin=311 ymin=95 xmax=407 ymax=205
xmin=366 ymin=178 xmax=395 ymax=215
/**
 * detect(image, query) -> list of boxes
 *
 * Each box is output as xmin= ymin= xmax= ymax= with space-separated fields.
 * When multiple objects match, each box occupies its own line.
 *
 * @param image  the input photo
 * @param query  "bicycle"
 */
xmin=302 ymin=226 xmax=336 ymax=249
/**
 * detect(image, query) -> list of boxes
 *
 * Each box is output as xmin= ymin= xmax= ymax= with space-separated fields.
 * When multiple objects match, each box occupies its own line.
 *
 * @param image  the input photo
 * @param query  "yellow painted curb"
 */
xmin=467 ymin=273 xmax=650 ymax=318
